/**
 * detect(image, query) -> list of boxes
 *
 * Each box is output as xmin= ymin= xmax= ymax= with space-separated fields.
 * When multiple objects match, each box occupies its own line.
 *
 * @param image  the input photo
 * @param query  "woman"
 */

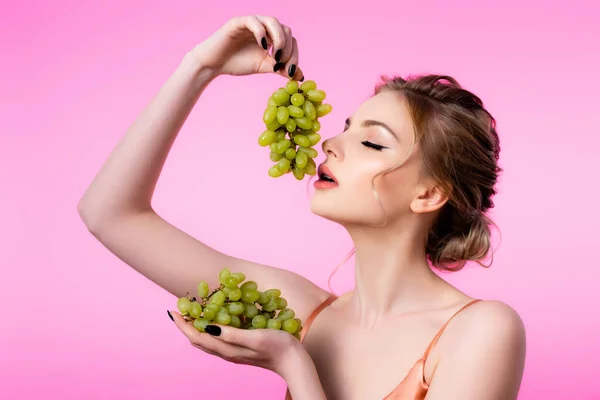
xmin=78 ymin=15 xmax=526 ymax=400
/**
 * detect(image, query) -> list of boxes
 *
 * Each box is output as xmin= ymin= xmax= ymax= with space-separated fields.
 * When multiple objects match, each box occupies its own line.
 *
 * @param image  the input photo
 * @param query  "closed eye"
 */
xmin=362 ymin=141 xmax=387 ymax=151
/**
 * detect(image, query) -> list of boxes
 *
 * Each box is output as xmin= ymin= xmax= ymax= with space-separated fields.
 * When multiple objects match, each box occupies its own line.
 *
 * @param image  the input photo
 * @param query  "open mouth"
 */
xmin=317 ymin=164 xmax=338 ymax=184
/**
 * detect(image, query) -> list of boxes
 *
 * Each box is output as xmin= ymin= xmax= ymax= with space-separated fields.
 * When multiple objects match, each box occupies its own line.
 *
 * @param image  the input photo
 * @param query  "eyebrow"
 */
xmin=345 ymin=117 xmax=399 ymax=141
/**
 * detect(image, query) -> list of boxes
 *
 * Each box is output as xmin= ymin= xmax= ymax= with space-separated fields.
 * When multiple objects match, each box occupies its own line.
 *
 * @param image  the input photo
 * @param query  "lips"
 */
xmin=317 ymin=164 xmax=338 ymax=184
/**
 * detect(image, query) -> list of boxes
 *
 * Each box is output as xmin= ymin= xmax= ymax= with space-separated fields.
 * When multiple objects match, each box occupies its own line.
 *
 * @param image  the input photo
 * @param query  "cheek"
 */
xmin=372 ymin=167 xmax=418 ymax=214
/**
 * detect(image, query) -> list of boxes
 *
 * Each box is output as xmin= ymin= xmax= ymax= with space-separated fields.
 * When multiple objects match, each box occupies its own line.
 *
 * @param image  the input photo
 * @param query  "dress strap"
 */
xmin=422 ymin=299 xmax=482 ymax=360
xmin=299 ymin=293 xmax=338 ymax=342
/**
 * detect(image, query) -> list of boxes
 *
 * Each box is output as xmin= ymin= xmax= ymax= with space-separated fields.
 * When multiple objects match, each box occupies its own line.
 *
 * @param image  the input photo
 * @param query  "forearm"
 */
xmin=78 ymin=49 xmax=217 ymax=225
xmin=281 ymin=347 xmax=327 ymax=400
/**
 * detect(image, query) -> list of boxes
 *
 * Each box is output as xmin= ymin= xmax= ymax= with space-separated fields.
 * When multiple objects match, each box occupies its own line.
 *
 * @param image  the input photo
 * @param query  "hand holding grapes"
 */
xmin=170 ymin=310 xmax=303 ymax=378
xmin=191 ymin=15 xmax=302 ymax=79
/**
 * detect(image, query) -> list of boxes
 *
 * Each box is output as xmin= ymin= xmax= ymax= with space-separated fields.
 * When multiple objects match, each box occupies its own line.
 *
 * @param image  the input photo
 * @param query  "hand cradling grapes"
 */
xmin=177 ymin=268 xmax=303 ymax=340
xmin=258 ymin=79 xmax=332 ymax=180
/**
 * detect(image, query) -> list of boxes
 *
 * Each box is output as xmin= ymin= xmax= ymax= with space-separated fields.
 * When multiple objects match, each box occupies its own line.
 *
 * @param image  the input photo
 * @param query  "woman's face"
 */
xmin=310 ymin=91 xmax=432 ymax=226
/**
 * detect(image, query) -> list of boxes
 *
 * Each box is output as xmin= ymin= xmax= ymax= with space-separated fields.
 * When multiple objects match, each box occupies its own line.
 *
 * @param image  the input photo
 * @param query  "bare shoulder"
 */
xmin=425 ymin=300 xmax=527 ymax=400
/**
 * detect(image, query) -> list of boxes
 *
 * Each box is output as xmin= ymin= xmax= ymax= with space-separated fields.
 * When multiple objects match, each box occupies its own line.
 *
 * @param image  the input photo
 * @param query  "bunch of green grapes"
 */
xmin=176 ymin=268 xmax=303 ymax=340
xmin=258 ymin=79 xmax=332 ymax=180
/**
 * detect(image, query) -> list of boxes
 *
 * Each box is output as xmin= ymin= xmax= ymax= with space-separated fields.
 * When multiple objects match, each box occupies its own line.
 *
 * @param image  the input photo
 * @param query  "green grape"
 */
xmin=203 ymin=304 xmax=219 ymax=321
xmin=292 ymin=166 xmax=305 ymax=180
xmin=285 ymin=80 xmax=299 ymax=94
xmin=295 ymin=117 xmax=313 ymax=130
xmin=177 ymin=297 xmax=191 ymax=314
xmin=243 ymin=303 xmax=259 ymax=319
xmin=298 ymin=146 xmax=318 ymax=159
xmin=225 ymin=275 xmax=239 ymax=289
xmin=263 ymin=298 xmax=278 ymax=312
xmin=303 ymin=101 xmax=317 ymax=120
xmin=197 ymin=281 xmax=209 ymax=298
xmin=270 ymin=151 xmax=284 ymax=162
xmin=193 ymin=318 xmax=210 ymax=332
xmin=312 ymin=120 xmax=321 ymax=132
xmin=231 ymin=272 xmax=246 ymax=283
xmin=294 ymin=318 xmax=303 ymax=331
xmin=287 ymin=105 xmax=304 ymax=118
xmin=285 ymin=118 xmax=297 ymax=133
xmin=209 ymin=290 xmax=226 ymax=306
xmin=262 ymin=311 xmax=274 ymax=320
xmin=290 ymin=93 xmax=305 ymax=107
xmin=275 ymin=139 xmax=292 ymax=154
xmin=269 ymin=164 xmax=285 ymax=177
xmin=285 ymin=148 xmax=297 ymax=160
xmin=269 ymin=142 xmax=278 ymax=153
xmin=267 ymin=318 xmax=282 ymax=330
xmin=189 ymin=301 xmax=203 ymax=318
xmin=227 ymin=302 xmax=245 ymax=316
xmin=272 ymin=89 xmax=290 ymax=105
xmin=264 ymin=289 xmax=282 ymax=298
xmin=263 ymin=106 xmax=277 ymax=124
xmin=258 ymin=130 xmax=277 ymax=147
xmin=293 ymin=332 xmax=301 ymax=340
xmin=307 ymin=133 xmax=321 ymax=146
xmin=275 ymin=131 xmax=286 ymax=142
xmin=228 ymin=288 xmax=242 ymax=301
xmin=307 ymin=90 xmax=326 ymax=102
xmin=283 ymin=318 xmax=299 ymax=334
xmin=219 ymin=268 xmax=231 ymax=285
xmin=293 ymin=134 xmax=311 ymax=148
xmin=252 ymin=315 xmax=267 ymax=329
xmin=257 ymin=291 xmax=269 ymax=305
xmin=278 ymin=308 xmax=295 ymax=321
xmin=277 ymin=106 xmax=290 ymax=124
xmin=300 ymin=80 xmax=317 ymax=92
xmin=276 ymin=298 xmax=288 ymax=310
xmin=215 ymin=312 xmax=232 ymax=325
xmin=316 ymin=103 xmax=332 ymax=117
xmin=266 ymin=120 xmax=282 ymax=131
xmin=222 ymin=286 xmax=232 ymax=297
xmin=241 ymin=289 xmax=260 ymax=303
xmin=277 ymin=158 xmax=291 ymax=172
xmin=295 ymin=152 xmax=308 ymax=169
xmin=240 ymin=281 xmax=257 ymax=291
xmin=229 ymin=315 xmax=242 ymax=328
xmin=305 ymin=158 xmax=317 ymax=176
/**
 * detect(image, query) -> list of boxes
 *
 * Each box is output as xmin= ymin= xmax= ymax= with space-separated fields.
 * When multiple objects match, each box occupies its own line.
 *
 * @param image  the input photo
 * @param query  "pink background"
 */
xmin=2 ymin=1 xmax=599 ymax=399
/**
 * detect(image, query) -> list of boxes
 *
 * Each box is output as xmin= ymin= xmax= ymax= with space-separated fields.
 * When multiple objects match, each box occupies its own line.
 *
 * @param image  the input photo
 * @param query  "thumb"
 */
xmin=204 ymin=324 xmax=259 ymax=349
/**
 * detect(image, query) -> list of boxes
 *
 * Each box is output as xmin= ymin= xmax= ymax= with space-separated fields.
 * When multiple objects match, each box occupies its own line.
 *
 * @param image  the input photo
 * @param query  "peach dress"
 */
xmin=285 ymin=295 xmax=481 ymax=400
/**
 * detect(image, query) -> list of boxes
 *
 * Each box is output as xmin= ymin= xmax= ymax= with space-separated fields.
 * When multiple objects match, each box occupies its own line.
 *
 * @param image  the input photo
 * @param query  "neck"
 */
xmin=342 ymin=218 xmax=450 ymax=324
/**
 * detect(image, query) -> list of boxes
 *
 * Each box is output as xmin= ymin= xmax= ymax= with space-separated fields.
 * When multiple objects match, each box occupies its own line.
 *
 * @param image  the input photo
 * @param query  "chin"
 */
xmin=309 ymin=192 xmax=381 ymax=226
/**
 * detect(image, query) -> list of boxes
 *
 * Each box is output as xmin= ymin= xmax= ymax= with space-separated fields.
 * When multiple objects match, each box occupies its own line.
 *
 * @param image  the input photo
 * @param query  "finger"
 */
xmin=243 ymin=15 xmax=269 ymax=51
xmin=285 ymin=37 xmax=303 ymax=80
xmin=256 ymin=15 xmax=286 ymax=62
xmin=278 ymin=25 xmax=294 ymax=65
xmin=170 ymin=312 xmax=256 ymax=361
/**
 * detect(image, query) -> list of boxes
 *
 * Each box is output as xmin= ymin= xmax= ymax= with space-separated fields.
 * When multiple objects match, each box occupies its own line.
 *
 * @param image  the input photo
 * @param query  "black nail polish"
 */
xmin=300 ymin=76 xmax=305 ymax=82
xmin=261 ymin=37 xmax=268 ymax=50
xmin=167 ymin=310 xmax=174 ymax=322
xmin=205 ymin=325 xmax=221 ymax=336
xmin=275 ymin=49 xmax=282 ymax=62
xmin=288 ymin=64 xmax=296 ymax=78
xmin=273 ymin=62 xmax=285 ymax=72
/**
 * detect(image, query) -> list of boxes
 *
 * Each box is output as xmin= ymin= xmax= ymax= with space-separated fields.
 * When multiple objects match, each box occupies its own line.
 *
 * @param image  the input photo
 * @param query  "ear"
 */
xmin=410 ymin=182 xmax=449 ymax=214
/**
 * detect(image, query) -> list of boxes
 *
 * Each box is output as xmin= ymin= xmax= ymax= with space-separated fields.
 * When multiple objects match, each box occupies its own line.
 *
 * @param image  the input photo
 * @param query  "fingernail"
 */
xmin=261 ymin=37 xmax=268 ymax=50
xmin=288 ymin=64 xmax=297 ymax=78
xmin=273 ymin=62 xmax=285 ymax=72
xmin=205 ymin=325 xmax=221 ymax=336
xmin=300 ymin=76 xmax=305 ymax=82
xmin=167 ymin=310 xmax=174 ymax=322
xmin=275 ymin=49 xmax=282 ymax=62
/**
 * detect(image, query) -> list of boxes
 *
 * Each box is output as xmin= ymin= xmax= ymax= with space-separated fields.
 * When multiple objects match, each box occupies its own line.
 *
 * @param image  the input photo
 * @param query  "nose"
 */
xmin=322 ymin=135 xmax=342 ymax=160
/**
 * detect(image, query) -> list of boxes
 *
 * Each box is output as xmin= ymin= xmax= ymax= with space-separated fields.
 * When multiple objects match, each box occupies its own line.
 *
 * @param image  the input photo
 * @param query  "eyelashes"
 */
xmin=361 ymin=141 xmax=386 ymax=151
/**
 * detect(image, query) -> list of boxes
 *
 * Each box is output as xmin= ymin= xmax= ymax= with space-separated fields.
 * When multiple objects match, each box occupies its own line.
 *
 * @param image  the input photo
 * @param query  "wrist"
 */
xmin=182 ymin=47 xmax=220 ymax=85
xmin=278 ymin=344 xmax=327 ymax=400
